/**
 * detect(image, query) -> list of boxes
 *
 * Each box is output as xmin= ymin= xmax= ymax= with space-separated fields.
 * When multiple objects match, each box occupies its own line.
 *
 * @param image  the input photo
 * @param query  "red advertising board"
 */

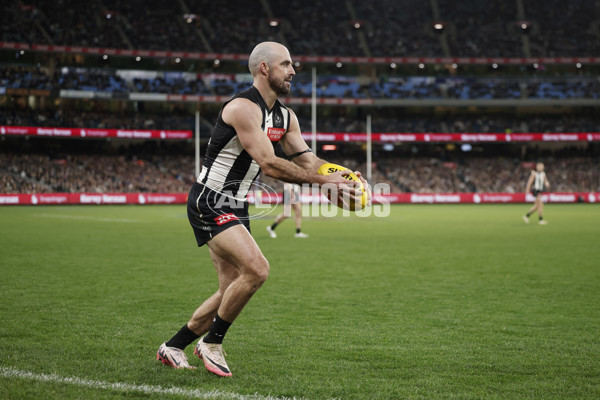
xmin=3 ymin=125 xmax=600 ymax=143
xmin=1 ymin=192 xmax=598 ymax=206
xmin=0 ymin=193 xmax=187 ymax=205
xmin=0 ymin=126 xmax=192 ymax=140
xmin=373 ymin=192 xmax=599 ymax=204
xmin=301 ymin=132 xmax=600 ymax=143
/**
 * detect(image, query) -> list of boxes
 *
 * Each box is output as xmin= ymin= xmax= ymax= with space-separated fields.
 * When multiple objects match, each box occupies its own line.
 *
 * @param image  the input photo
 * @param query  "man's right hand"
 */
xmin=319 ymin=170 xmax=364 ymax=209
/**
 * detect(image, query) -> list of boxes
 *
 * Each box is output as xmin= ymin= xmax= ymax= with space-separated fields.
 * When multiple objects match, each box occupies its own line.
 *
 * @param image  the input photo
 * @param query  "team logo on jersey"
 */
xmin=267 ymin=127 xmax=285 ymax=141
xmin=274 ymin=113 xmax=282 ymax=126
xmin=214 ymin=213 xmax=239 ymax=226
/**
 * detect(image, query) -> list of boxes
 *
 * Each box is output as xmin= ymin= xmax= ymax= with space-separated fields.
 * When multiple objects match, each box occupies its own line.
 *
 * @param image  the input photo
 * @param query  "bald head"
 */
xmin=248 ymin=42 xmax=290 ymax=76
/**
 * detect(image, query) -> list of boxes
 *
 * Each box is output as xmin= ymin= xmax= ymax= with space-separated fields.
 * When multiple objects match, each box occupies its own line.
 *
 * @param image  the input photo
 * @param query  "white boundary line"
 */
xmin=0 ymin=366 xmax=315 ymax=400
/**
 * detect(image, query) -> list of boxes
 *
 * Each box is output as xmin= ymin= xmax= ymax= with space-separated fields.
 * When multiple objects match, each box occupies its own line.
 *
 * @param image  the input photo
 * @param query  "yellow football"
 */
xmin=317 ymin=163 xmax=368 ymax=211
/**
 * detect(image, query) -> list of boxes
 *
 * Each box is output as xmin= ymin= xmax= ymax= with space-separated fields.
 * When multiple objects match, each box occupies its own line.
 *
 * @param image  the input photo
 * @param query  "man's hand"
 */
xmin=320 ymin=169 xmax=368 ymax=210
xmin=354 ymin=171 xmax=372 ymax=207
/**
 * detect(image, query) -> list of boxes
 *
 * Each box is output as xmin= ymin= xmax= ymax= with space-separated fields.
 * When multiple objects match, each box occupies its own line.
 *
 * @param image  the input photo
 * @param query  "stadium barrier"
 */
xmin=0 ymin=193 xmax=187 ymax=205
xmin=3 ymin=41 xmax=600 ymax=66
xmin=3 ymin=125 xmax=600 ymax=143
xmin=300 ymin=133 xmax=600 ymax=143
xmin=0 ymin=126 xmax=191 ymax=139
xmin=1 ymin=192 xmax=598 ymax=206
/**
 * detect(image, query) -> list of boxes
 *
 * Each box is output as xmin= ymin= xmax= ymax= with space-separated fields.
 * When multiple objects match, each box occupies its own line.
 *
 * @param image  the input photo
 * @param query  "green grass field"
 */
xmin=1 ymin=204 xmax=599 ymax=400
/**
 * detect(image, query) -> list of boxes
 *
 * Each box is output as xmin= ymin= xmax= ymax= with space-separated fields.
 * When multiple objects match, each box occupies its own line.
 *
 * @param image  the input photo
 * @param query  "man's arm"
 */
xmin=544 ymin=175 xmax=550 ymax=190
xmin=281 ymin=109 xmax=370 ymax=206
xmin=222 ymin=99 xmax=354 ymax=189
xmin=281 ymin=110 xmax=369 ymax=189
xmin=279 ymin=109 xmax=327 ymax=172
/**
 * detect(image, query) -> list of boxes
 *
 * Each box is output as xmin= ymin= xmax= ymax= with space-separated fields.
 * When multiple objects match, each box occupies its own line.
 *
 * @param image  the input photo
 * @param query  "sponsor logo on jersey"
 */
xmin=214 ymin=213 xmax=239 ymax=226
xmin=267 ymin=127 xmax=285 ymax=141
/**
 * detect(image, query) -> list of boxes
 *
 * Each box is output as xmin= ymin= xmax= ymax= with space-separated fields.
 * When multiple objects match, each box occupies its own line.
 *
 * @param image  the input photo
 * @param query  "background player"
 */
xmin=267 ymin=183 xmax=308 ymax=238
xmin=523 ymin=162 xmax=550 ymax=225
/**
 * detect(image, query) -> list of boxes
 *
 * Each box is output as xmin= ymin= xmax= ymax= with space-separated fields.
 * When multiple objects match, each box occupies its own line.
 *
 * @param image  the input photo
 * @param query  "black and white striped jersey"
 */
xmin=533 ymin=171 xmax=546 ymax=191
xmin=198 ymin=86 xmax=291 ymax=201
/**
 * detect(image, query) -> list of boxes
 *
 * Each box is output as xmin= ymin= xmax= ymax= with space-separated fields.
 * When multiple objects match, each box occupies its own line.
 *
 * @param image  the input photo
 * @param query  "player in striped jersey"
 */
xmin=266 ymin=183 xmax=308 ymax=238
xmin=523 ymin=162 xmax=550 ymax=225
xmin=157 ymin=42 xmax=366 ymax=376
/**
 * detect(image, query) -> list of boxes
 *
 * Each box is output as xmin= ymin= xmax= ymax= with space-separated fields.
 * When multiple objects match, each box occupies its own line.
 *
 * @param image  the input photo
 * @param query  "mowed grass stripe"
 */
xmin=34 ymin=213 xmax=148 ymax=223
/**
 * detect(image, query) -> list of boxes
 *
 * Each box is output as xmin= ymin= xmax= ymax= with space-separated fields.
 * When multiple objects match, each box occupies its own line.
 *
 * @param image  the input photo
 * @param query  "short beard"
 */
xmin=268 ymin=73 xmax=290 ymax=96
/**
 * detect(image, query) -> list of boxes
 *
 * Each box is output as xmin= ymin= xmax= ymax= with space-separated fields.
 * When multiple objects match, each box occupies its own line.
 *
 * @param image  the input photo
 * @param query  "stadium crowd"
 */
xmin=3 ymin=107 xmax=600 ymax=134
xmin=0 ymin=108 xmax=211 ymax=132
xmin=0 ymin=152 xmax=195 ymax=194
xmin=2 ymin=1 xmax=599 ymax=199
xmin=298 ymin=113 xmax=600 ymax=134
xmin=2 ymin=150 xmax=598 ymax=195
xmin=2 ymin=0 xmax=599 ymax=57
xmin=0 ymin=67 xmax=53 ymax=90
xmin=3 ymin=67 xmax=600 ymax=101
xmin=3 ymin=106 xmax=600 ymax=135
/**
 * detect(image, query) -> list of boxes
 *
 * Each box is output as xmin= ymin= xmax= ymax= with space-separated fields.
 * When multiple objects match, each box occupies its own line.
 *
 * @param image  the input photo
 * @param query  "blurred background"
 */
xmin=1 ymin=0 xmax=599 ymax=196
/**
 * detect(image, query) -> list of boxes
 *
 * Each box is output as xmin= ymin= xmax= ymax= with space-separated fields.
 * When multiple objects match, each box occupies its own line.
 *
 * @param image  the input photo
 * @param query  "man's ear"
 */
xmin=260 ymin=62 xmax=270 ymax=75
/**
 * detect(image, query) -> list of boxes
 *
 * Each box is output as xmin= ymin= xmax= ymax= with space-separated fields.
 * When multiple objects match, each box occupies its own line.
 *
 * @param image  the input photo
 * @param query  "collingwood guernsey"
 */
xmin=198 ymin=86 xmax=290 ymax=200
xmin=532 ymin=170 xmax=546 ymax=192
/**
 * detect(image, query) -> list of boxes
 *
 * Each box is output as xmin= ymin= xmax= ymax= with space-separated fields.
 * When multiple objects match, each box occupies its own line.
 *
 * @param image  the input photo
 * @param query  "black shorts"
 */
xmin=531 ymin=189 xmax=544 ymax=197
xmin=187 ymin=182 xmax=250 ymax=247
